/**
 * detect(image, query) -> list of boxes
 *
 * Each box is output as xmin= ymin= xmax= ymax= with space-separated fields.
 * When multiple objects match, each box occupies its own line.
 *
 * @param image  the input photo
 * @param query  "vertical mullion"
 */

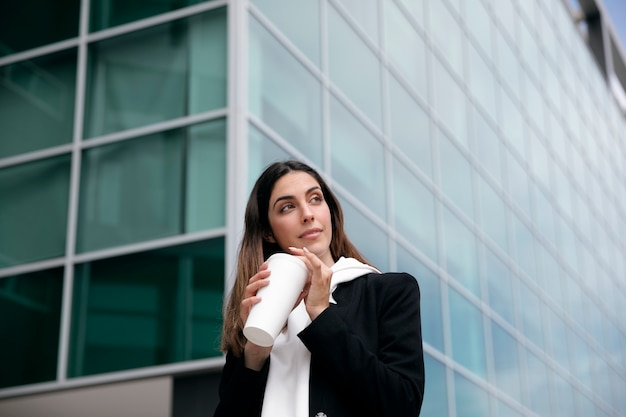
xmin=57 ymin=0 xmax=90 ymax=383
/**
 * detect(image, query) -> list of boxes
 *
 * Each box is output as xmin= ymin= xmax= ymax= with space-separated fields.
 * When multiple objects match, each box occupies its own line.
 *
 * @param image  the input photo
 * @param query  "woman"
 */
xmin=214 ymin=160 xmax=425 ymax=417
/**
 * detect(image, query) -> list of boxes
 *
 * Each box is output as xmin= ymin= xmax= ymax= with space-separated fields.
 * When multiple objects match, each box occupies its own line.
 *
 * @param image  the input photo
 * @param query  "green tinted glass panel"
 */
xmin=84 ymin=8 xmax=227 ymax=138
xmin=0 ymin=268 xmax=63 ymax=388
xmin=90 ymin=0 xmax=208 ymax=31
xmin=77 ymin=119 xmax=226 ymax=252
xmin=69 ymin=238 xmax=224 ymax=377
xmin=0 ymin=49 xmax=77 ymax=159
xmin=249 ymin=17 xmax=323 ymax=165
xmin=0 ymin=1 xmax=79 ymax=57
xmin=248 ymin=124 xmax=291 ymax=189
xmin=0 ymin=155 xmax=71 ymax=268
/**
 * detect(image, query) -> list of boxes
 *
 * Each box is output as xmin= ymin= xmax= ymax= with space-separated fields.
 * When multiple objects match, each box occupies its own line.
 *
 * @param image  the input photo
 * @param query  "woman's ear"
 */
xmin=263 ymin=231 xmax=276 ymax=243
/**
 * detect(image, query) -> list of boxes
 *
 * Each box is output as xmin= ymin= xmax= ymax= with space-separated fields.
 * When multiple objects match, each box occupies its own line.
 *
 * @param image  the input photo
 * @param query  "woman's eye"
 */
xmin=279 ymin=203 xmax=295 ymax=212
xmin=310 ymin=195 xmax=323 ymax=203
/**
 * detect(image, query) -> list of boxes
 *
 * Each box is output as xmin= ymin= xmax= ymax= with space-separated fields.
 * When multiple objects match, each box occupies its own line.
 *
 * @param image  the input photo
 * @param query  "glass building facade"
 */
xmin=0 ymin=0 xmax=624 ymax=416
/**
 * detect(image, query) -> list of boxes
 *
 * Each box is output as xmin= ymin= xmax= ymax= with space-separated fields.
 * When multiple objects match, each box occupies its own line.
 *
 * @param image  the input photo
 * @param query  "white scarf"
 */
xmin=261 ymin=257 xmax=380 ymax=417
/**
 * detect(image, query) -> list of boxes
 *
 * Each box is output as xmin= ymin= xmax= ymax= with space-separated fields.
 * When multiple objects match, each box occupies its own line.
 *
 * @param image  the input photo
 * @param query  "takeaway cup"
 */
xmin=243 ymin=253 xmax=308 ymax=347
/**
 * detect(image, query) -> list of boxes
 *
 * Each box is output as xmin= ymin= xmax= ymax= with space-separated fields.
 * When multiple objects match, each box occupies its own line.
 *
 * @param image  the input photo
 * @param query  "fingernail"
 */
xmin=303 ymin=247 xmax=310 ymax=253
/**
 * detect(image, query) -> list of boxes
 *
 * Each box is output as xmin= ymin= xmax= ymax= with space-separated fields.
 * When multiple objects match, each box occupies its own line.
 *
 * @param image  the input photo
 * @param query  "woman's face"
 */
xmin=267 ymin=171 xmax=334 ymax=266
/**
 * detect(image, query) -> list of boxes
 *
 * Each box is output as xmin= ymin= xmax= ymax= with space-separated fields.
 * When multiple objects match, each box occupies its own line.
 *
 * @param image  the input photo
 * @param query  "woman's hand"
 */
xmin=241 ymin=263 xmax=272 ymax=370
xmin=289 ymin=247 xmax=333 ymax=320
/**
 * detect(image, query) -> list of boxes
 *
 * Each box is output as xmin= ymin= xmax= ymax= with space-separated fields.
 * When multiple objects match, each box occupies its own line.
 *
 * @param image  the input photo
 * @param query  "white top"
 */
xmin=261 ymin=257 xmax=380 ymax=417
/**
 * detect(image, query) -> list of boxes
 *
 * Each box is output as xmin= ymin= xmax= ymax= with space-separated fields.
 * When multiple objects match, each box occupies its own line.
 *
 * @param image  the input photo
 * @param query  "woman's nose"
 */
xmin=302 ymin=208 xmax=314 ymax=223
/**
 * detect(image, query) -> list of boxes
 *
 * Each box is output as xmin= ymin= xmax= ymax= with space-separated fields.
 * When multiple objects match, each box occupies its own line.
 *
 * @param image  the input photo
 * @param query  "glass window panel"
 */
xmin=389 ymin=75 xmax=432 ymax=178
xmin=524 ymin=75 xmax=545 ymax=134
xmin=519 ymin=281 xmax=544 ymax=349
xmin=90 ymin=0 xmax=208 ymax=31
xmin=454 ymin=371 xmax=490 ymax=417
xmin=449 ymin=288 xmax=487 ymax=378
xmin=336 ymin=0 xmax=379 ymax=46
xmin=397 ymin=0 xmax=424 ymax=28
xmin=443 ymin=208 xmax=480 ymax=296
xmin=0 ymin=49 xmax=76 ymax=159
xmin=492 ymin=1 xmax=516 ymax=42
xmin=506 ymin=150 xmax=531 ymax=217
xmin=0 ymin=0 xmax=79 ymax=57
xmin=473 ymin=108 xmax=502 ymax=185
xmin=494 ymin=30 xmax=521 ymax=101
xmin=484 ymin=248 xmax=515 ymax=325
xmin=328 ymin=5 xmax=382 ymax=128
xmin=0 ymin=155 xmax=71 ymax=268
xmin=439 ymin=132 xmax=474 ymax=219
xmin=495 ymin=398 xmax=523 ymax=417
xmin=421 ymin=353 xmax=448 ymax=416
xmin=393 ymin=162 xmax=438 ymax=263
xmin=478 ymin=175 xmax=508 ymax=251
xmin=397 ymin=247 xmax=443 ymax=351
xmin=249 ymin=17 xmax=323 ymax=166
xmin=0 ymin=268 xmax=63 ymax=389
xmin=84 ymin=8 xmax=227 ymax=138
xmin=339 ymin=199 xmax=388 ymax=271
xmin=330 ymin=97 xmax=386 ymax=219
xmin=385 ymin=2 xmax=428 ymax=99
xmin=468 ymin=42 xmax=497 ymax=121
xmin=185 ymin=120 xmax=227 ymax=232
xmin=464 ymin=0 xmax=492 ymax=59
xmin=77 ymin=120 xmax=226 ymax=253
xmin=519 ymin=20 xmax=542 ymax=82
xmin=532 ymin=186 xmax=557 ymax=248
xmin=511 ymin=214 xmax=537 ymax=279
xmin=499 ymin=91 xmax=525 ymax=157
xmin=547 ymin=307 xmax=570 ymax=371
xmin=69 ymin=238 xmax=224 ymax=377
xmin=433 ymin=58 xmax=468 ymax=146
xmin=553 ymin=373 xmax=576 ymax=417
xmin=429 ymin=0 xmax=463 ymax=77
xmin=248 ymin=124 xmax=291 ymax=189
xmin=491 ymin=322 xmax=522 ymax=402
xmin=251 ymin=0 xmax=321 ymax=66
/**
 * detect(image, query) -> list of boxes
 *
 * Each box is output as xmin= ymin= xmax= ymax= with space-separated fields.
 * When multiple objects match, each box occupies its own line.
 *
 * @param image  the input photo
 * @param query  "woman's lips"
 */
xmin=299 ymin=228 xmax=322 ymax=239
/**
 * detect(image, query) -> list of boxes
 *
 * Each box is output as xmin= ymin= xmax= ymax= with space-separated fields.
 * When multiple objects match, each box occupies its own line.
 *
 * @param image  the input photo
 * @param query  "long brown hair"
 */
xmin=221 ymin=160 xmax=369 ymax=355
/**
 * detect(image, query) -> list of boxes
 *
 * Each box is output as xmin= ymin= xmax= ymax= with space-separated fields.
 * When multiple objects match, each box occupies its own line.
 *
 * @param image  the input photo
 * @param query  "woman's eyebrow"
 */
xmin=272 ymin=186 xmax=321 ymax=209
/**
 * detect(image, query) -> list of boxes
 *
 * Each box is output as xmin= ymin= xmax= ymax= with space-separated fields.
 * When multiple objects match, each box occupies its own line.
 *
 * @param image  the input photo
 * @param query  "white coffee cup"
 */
xmin=243 ymin=253 xmax=309 ymax=347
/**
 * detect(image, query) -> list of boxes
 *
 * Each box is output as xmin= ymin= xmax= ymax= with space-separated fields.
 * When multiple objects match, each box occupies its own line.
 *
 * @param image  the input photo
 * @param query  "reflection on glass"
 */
xmin=420 ymin=354 xmax=448 ymax=416
xmin=443 ymin=208 xmax=479 ymax=297
xmin=389 ymin=75 xmax=432 ymax=178
xmin=478 ymin=175 xmax=508 ymax=252
xmin=69 ymin=238 xmax=224 ymax=377
xmin=464 ymin=0 xmax=492 ymax=59
xmin=339 ymin=198 xmax=388 ymax=271
xmin=491 ymin=322 xmax=521 ymax=402
xmin=393 ymin=162 xmax=438 ymax=263
xmin=473 ymin=108 xmax=502 ymax=185
xmin=468 ymin=42 xmax=497 ymax=121
xmin=397 ymin=247 xmax=443 ymax=351
xmin=0 ymin=155 xmax=71 ymax=268
xmin=439 ymin=132 xmax=474 ymax=219
xmin=429 ymin=0 xmax=463 ymax=77
xmin=249 ymin=17 xmax=323 ymax=165
xmin=335 ymin=0 xmax=379 ymax=45
xmin=0 ymin=268 xmax=63 ymax=389
xmin=248 ymin=124 xmax=291 ymax=190
xmin=251 ymin=0 xmax=321 ymax=65
xmin=90 ymin=0 xmax=207 ymax=31
xmin=0 ymin=49 xmax=77 ymax=159
xmin=449 ymin=288 xmax=486 ymax=378
xmin=433 ymin=58 xmax=468 ymax=146
xmin=330 ymin=97 xmax=386 ymax=219
xmin=0 ymin=0 xmax=79 ymax=57
xmin=484 ymin=248 xmax=515 ymax=325
xmin=454 ymin=371 xmax=489 ymax=417
xmin=328 ymin=5 xmax=382 ymax=128
xmin=77 ymin=119 xmax=226 ymax=253
xmin=84 ymin=8 xmax=227 ymax=138
xmin=385 ymin=2 xmax=428 ymax=99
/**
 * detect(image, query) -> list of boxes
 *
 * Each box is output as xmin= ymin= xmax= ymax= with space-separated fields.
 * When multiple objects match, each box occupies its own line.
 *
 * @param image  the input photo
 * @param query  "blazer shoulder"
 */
xmin=367 ymin=272 xmax=420 ymax=295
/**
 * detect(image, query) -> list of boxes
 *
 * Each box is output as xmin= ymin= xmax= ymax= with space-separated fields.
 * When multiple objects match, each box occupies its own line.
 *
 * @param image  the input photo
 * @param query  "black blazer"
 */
xmin=213 ymin=272 xmax=425 ymax=417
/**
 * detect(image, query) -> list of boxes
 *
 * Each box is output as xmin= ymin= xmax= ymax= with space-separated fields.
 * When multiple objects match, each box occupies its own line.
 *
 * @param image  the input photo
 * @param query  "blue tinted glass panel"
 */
xmin=454 ymin=371 xmax=490 ymax=417
xmin=69 ymin=238 xmax=224 ymax=377
xmin=449 ymin=288 xmax=486 ymax=378
xmin=397 ymin=247 xmax=443 ymax=351
xmin=249 ymin=17 xmax=323 ymax=165
xmin=484 ymin=248 xmax=515 ymax=325
xmin=443 ymin=208 xmax=480 ymax=297
xmin=478 ymin=174 xmax=508 ymax=252
xmin=0 ymin=155 xmax=71 ymax=268
xmin=439 ymin=132 xmax=474 ymax=219
xmin=0 ymin=268 xmax=63 ymax=389
xmin=421 ymin=354 xmax=448 ymax=416
xmin=433 ymin=58 xmax=468 ymax=146
xmin=0 ymin=49 xmax=76 ymax=159
xmin=340 ymin=199 xmax=388 ymax=271
xmin=84 ymin=8 xmax=227 ymax=138
xmin=491 ymin=322 xmax=522 ymax=402
xmin=525 ymin=349 xmax=552 ymax=416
